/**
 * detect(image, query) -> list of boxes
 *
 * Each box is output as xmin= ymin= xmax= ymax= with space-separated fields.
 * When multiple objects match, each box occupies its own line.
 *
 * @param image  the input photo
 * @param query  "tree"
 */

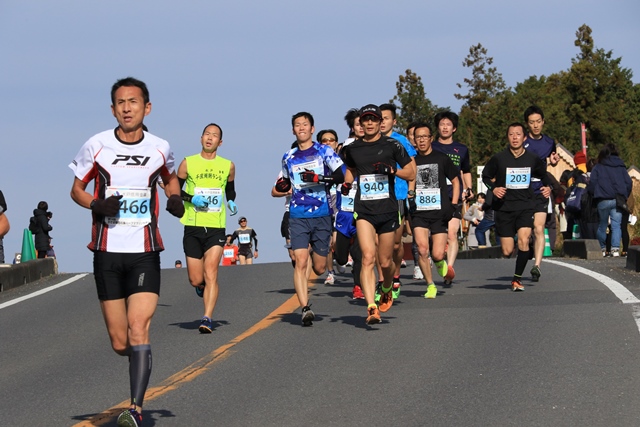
xmin=564 ymin=24 xmax=640 ymax=163
xmin=455 ymin=43 xmax=507 ymax=115
xmin=390 ymin=69 xmax=444 ymax=132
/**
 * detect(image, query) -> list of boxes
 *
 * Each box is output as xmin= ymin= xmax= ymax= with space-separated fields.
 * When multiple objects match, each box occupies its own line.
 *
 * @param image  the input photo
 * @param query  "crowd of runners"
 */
xmin=68 ymin=76 xmax=560 ymax=426
xmin=272 ymin=103 xmax=558 ymax=326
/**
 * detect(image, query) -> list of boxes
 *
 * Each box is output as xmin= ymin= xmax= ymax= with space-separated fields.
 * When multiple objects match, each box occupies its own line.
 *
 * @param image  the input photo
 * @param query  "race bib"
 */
xmin=340 ymin=186 xmax=357 ymax=212
xmin=505 ymin=167 xmax=531 ymax=189
xmin=416 ymin=188 xmax=441 ymax=211
xmin=239 ymin=234 xmax=251 ymax=244
xmin=359 ymin=174 xmax=389 ymax=201
xmin=105 ymin=187 xmax=151 ymax=227
xmin=292 ymin=159 xmax=323 ymax=189
xmin=223 ymin=248 xmax=235 ymax=259
xmin=194 ymin=187 xmax=223 ymax=212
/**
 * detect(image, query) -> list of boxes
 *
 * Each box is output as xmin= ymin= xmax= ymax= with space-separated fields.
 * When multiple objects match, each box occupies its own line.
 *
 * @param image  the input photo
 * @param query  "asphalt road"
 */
xmin=1 ymin=256 xmax=639 ymax=427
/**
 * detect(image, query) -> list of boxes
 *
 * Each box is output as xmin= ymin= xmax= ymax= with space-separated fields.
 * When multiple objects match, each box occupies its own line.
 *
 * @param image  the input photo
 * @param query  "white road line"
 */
xmin=0 ymin=274 xmax=88 ymax=310
xmin=545 ymin=259 xmax=640 ymax=334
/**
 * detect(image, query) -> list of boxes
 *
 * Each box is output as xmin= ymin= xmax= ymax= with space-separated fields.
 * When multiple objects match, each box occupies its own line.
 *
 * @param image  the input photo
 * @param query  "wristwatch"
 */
xmin=407 ymin=190 xmax=416 ymax=197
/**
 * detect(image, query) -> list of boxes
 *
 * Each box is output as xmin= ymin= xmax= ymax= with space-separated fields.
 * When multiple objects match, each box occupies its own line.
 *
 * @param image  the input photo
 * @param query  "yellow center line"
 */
xmin=73 ymin=274 xmax=317 ymax=426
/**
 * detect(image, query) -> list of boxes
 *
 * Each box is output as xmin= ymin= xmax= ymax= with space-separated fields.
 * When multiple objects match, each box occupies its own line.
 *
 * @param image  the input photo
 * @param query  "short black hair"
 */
xmin=37 ymin=201 xmax=48 ymax=211
xmin=434 ymin=111 xmax=458 ymax=129
xmin=344 ymin=108 xmax=360 ymax=130
xmin=413 ymin=122 xmax=432 ymax=135
xmin=111 ymin=77 xmax=150 ymax=105
xmin=524 ymin=105 xmax=544 ymax=122
xmin=202 ymin=123 xmax=223 ymax=139
xmin=317 ymin=129 xmax=338 ymax=143
xmin=506 ymin=122 xmax=527 ymax=137
xmin=291 ymin=112 xmax=314 ymax=128
xmin=379 ymin=103 xmax=397 ymax=119
xmin=406 ymin=121 xmax=420 ymax=134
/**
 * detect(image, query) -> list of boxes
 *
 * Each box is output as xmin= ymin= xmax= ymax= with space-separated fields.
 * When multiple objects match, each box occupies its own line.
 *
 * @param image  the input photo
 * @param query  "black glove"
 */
xmin=408 ymin=197 xmax=417 ymax=214
xmin=341 ymin=182 xmax=352 ymax=196
xmin=299 ymin=169 xmax=319 ymax=183
xmin=373 ymin=162 xmax=395 ymax=176
xmin=91 ymin=195 xmax=122 ymax=217
xmin=275 ymin=177 xmax=292 ymax=193
xmin=166 ymin=194 xmax=185 ymax=218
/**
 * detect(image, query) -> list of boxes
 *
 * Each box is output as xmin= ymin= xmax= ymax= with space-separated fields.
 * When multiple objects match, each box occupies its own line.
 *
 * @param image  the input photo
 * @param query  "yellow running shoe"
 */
xmin=424 ymin=284 xmax=437 ymax=299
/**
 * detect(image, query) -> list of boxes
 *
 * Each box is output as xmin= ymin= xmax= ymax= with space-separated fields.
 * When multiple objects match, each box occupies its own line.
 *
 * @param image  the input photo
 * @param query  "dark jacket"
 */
xmin=587 ymin=156 xmax=632 ymax=200
xmin=29 ymin=209 xmax=52 ymax=251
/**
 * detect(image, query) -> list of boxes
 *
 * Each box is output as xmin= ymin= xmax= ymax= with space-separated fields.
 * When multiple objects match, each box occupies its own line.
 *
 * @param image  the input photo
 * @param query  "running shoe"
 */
xmin=611 ymin=249 xmax=620 ymax=257
xmin=324 ymin=272 xmax=335 ymax=285
xmin=195 ymin=284 xmax=204 ymax=298
xmin=443 ymin=265 xmax=455 ymax=286
xmin=392 ymin=278 xmax=402 ymax=299
xmin=401 ymin=259 xmax=407 ymax=268
xmin=511 ymin=279 xmax=525 ymax=292
xmin=336 ymin=264 xmax=347 ymax=274
xmin=378 ymin=289 xmax=394 ymax=312
xmin=413 ymin=265 xmax=424 ymax=280
xmin=199 ymin=316 xmax=213 ymax=333
xmin=435 ymin=260 xmax=448 ymax=278
xmin=530 ymin=265 xmax=541 ymax=282
xmin=374 ymin=281 xmax=383 ymax=303
xmin=346 ymin=256 xmax=353 ymax=267
xmin=424 ymin=284 xmax=437 ymax=299
xmin=352 ymin=284 xmax=365 ymax=300
xmin=117 ymin=408 xmax=142 ymax=427
xmin=302 ymin=305 xmax=315 ymax=326
xmin=365 ymin=306 xmax=381 ymax=325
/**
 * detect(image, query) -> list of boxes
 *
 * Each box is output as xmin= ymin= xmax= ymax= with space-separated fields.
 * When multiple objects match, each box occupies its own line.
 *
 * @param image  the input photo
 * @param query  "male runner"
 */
xmin=177 ymin=123 xmax=237 ymax=333
xmin=221 ymin=234 xmax=239 ymax=266
xmin=342 ymin=104 xmax=415 ymax=325
xmin=231 ymin=216 xmax=258 ymax=265
xmin=408 ymin=123 xmax=460 ymax=298
xmin=69 ymin=77 xmax=185 ymax=427
xmin=379 ymin=103 xmax=417 ymax=298
xmin=523 ymin=106 xmax=559 ymax=282
xmin=432 ymin=111 xmax=473 ymax=286
xmin=482 ymin=123 xmax=552 ymax=291
xmin=275 ymin=112 xmax=344 ymax=326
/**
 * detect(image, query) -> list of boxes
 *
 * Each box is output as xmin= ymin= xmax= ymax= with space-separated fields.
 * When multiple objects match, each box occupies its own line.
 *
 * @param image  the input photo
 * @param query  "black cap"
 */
xmin=359 ymin=104 xmax=382 ymax=119
xmin=239 ymin=216 xmax=247 ymax=224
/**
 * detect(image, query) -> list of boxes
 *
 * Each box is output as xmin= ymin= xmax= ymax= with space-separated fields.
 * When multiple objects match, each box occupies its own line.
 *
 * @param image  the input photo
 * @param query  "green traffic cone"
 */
xmin=21 ymin=228 xmax=36 ymax=262
xmin=543 ymin=228 xmax=553 ymax=257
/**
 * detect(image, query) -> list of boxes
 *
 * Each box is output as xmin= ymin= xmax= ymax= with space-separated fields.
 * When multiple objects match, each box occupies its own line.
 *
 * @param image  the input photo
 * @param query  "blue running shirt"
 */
xmin=282 ymin=142 xmax=344 ymax=219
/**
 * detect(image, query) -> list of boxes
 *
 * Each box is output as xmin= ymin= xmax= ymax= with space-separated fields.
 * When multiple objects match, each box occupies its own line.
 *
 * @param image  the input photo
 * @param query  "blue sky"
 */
xmin=1 ymin=0 xmax=638 ymax=273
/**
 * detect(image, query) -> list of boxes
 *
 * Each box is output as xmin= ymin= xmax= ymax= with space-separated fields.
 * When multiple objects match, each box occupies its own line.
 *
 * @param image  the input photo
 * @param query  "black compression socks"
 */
xmin=129 ymin=344 xmax=152 ymax=408
xmin=515 ymin=249 xmax=530 ymax=277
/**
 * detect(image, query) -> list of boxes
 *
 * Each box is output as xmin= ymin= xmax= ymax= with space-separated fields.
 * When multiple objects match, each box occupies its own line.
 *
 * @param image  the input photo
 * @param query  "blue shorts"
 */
xmin=289 ymin=216 xmax=332 ymax=256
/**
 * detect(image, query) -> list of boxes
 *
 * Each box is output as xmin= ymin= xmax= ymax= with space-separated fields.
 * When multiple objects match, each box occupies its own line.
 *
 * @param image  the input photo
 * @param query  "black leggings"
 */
xmin=334 ymin=232 xmax=362 ymax=285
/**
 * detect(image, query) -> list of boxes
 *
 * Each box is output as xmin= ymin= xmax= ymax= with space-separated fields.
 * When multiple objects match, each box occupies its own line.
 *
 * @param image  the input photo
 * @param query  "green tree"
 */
xmin=564 ymin=24 xmax=640 ymax=164
xmin=454 ymin=43 xmax=507 ymax=115
xmin=390 ymin=69 xmax=445 ymax=132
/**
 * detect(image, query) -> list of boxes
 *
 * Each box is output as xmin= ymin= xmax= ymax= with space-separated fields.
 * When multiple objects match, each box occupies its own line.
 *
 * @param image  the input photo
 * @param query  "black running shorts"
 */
xmin=356 ymin=211 xmax=400 ymax=234
xmin=495 ymin=209 xmax=535 ymax=238
xmin=93 ymin=251 xmax=161 ymax=301
xmin=183 ymin=226 xmax=226 ymax=259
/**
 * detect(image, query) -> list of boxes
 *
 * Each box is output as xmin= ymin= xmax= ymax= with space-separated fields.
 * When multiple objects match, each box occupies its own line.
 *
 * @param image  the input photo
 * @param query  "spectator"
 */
xmin=0 ymin=190 xmax=9 ymax=263
xmin=221 ymin=234 xmax=239 ymax=266
xmin=475 ymin=191 xmax=499 ymax=247
xmin=463 ymin=194 xmax=485 ymax=248
xmin=587 ymin=143 xmax=632 ymax=257
xmin=29 ymin=201 xmax=53 ymax=259
xmin=46 ymin=238 xmax=56 ymax=258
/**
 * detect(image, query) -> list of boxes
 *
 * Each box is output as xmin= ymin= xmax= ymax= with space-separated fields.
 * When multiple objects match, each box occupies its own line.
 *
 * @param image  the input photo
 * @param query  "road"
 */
xmin=1 ymin=256 xmax=639 ymax=426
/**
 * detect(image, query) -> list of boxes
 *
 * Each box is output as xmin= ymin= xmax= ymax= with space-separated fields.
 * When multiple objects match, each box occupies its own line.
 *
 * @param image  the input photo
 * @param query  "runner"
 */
xmin=69 ymin=77 xmax=185 ymax=427
xmin=481 ymin=123 xmax=552 ymax=291
xmin=523 ymin=106 xmax=559 ymax=282
xmin=341 ymin=104 xmax=415 ymax=325
xmin=177 ymin=122 xmax=238 ymax=333
xmin=379 ymin=103 xmax=417 ymax=299
xmin=432 ymin=111 xmax=473 ymax=286
xmin=221 ymin=234 xmax=239 ymax=266
xmin=231 ymin=217 xmax=258 ymax=265
xmin=275 ymin=112 xmax=344 ymax=326
xmin=408 ymin=123 xmax=460 ymax=298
